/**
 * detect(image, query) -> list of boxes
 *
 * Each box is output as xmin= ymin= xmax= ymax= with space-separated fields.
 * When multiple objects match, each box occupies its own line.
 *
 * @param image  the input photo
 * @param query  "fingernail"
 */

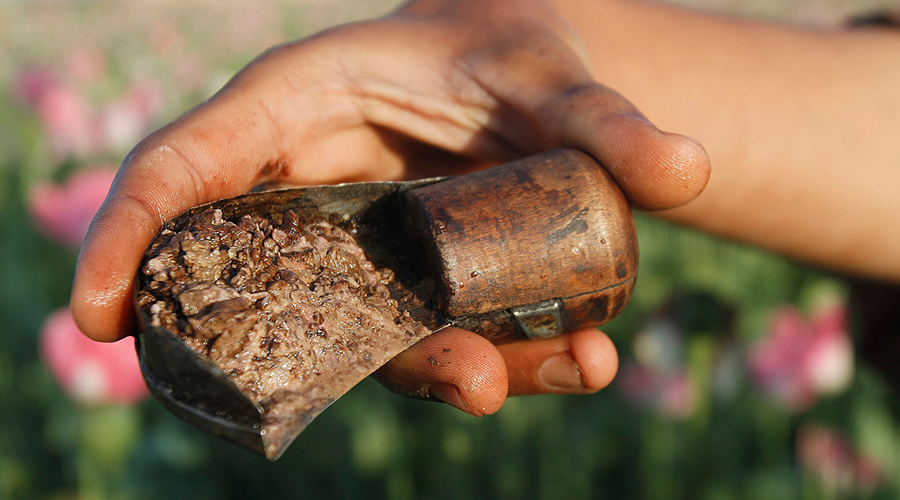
xmin=538 ymin=353 xmax=585 ymax=391
xmin=664 ymin=131 xmax=704 ymax=148
xmin=429 ymin=383 xmax=481 ymax=417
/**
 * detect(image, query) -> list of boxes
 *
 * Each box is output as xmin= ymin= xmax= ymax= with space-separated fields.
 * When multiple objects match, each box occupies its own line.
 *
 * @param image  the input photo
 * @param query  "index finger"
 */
xmin=70 ymin=44 xmax=374 ymax=342
xmin=71 ymin=88 xmax=281 ymax=341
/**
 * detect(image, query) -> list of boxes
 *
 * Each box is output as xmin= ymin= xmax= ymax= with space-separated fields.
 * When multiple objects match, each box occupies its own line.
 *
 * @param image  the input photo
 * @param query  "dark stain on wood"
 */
xmin=547 ymin=207 xmax=590 ymax=246
xmin=616 ymin=260 xmax=628 ymax=279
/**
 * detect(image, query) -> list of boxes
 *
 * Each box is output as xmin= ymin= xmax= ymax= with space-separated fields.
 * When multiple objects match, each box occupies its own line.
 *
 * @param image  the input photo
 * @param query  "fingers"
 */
xmin=70 ymin=44 xmax=371 ymax=342
xmin=373 ymin=327 xmax=618 ymax=416
xmin=459 ymin=23 xmax=710 ymax=210
xmin=373 ymin=327 xmax=509 ymax=416
xmin=71 ymin=88 xmax=274 ymax=341
xmin=498 ymin=328 xmax=618 ymax=396
xmin=554 ymin=84 xmax=711 ymax=211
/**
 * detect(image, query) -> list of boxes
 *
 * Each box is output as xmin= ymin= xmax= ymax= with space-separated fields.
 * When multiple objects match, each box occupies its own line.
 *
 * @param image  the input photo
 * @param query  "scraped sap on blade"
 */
xmin=136 ymin=208 xmax=432 ymax=455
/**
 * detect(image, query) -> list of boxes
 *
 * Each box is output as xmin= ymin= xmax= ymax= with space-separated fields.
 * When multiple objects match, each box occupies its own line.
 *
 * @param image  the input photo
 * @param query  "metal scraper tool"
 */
xmin=134 ymin=148 xmax=638 ymax=460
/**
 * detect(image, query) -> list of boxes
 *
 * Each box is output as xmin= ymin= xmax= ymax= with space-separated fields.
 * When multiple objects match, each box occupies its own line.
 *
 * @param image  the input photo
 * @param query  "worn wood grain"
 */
xmin=406 ymin=148 xmax=638 ymax=340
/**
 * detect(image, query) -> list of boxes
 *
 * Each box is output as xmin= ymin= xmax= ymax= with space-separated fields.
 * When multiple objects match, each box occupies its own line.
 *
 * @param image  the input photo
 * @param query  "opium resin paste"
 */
xmin=137 ymin=208 xmax=431 ymax=445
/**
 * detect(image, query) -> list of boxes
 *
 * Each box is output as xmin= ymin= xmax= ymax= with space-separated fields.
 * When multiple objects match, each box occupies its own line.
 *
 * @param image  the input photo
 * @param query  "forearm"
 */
xmin=554 ymin=0 xmax=900 ymax=282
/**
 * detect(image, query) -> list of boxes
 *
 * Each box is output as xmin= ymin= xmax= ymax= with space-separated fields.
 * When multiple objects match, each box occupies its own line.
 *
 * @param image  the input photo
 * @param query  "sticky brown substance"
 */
xmin=137 ymin=208 xmax=431 ymax=447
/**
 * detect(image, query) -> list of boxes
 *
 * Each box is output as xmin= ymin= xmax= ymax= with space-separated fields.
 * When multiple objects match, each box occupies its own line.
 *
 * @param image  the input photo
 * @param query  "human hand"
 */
xmin=72 ymin=0 xmax=710 ymax=416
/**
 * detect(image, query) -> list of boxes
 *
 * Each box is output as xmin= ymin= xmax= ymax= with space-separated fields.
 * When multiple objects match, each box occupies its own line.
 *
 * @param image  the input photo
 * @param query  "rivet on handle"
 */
xmin=511 ymin=299 xmax=563 ymax=339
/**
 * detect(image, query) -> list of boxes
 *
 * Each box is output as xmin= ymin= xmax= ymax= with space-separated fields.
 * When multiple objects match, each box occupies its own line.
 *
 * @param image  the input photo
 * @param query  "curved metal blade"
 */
xmin=136 ymin=324 xmax=266 ymax=455
xmin=135 ymin=178 xmax=445 ymax=460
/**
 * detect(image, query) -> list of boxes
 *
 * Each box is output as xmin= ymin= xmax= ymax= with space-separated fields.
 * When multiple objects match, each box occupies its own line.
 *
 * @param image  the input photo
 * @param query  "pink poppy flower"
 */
xmin=97 ymin=81 xmax=162 ymax=152
xmin=28 ymin=167 xmax=117 ymax=248
xmin=749 ymin=305 xmax=853 ymax=412
xmin=797 ymin=424 xmax=883 ymax=494
xmin=13 ymin=67 xmax=57 ymax=107
xmin=37 ymin=84 xmax=97 ymax=157
xmin=14 ymin=67 xmax=96 ymax=157
xmin=39 ymin=308 xmax=147 ymax=405
xmin=805 ymin=306 xmax=854 ymax=394
xmin=16 ymin=64 xmax=161 ymax=157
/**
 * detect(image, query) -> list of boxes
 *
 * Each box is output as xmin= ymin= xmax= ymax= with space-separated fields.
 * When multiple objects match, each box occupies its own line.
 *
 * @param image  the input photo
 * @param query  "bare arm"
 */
xmin=556 ymin=0 xmax=900 ymax=281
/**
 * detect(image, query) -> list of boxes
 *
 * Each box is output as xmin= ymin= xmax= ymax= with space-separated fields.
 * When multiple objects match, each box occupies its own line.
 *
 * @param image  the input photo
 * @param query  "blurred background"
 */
xmin=2 ymin=0 xmax=899 ymax=498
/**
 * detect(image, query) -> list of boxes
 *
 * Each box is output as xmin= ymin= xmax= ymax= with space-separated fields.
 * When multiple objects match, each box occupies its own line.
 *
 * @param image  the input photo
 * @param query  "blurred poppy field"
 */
xmin=1 ymin=0 xmax=899 ymax=499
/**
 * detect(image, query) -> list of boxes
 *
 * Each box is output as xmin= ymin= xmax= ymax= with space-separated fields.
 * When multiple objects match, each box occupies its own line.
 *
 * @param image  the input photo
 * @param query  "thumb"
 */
xmin=543 ymin=82 xmax=711 ymax=210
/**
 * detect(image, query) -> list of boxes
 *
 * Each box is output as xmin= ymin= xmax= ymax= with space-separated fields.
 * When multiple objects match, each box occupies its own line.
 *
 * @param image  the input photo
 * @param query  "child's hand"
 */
xmin=71 ymin=0 xmax=710 ymax=415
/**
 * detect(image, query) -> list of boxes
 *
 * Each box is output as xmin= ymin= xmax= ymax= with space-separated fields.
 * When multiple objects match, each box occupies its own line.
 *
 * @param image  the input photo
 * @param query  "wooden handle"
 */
xmin=405 ymin=148 xmax=638 ymax=342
